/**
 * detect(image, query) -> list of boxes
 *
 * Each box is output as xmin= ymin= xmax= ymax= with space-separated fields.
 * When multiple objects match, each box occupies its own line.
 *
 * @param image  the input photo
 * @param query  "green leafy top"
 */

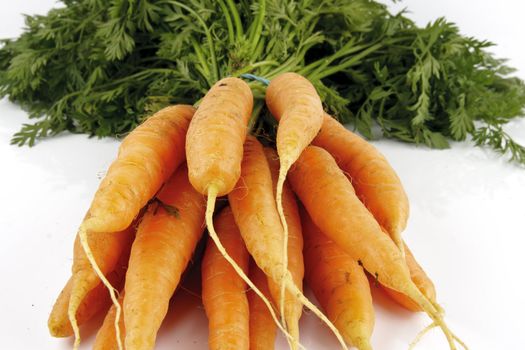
xmin=1 ymin=0 xmax=524 ymax=164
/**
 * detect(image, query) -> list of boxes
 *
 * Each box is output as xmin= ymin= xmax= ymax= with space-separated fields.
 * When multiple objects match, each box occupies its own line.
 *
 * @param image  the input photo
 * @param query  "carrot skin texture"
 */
xmin=86 ymin=104 xmax=195 ymax=232
xmin=382 ymin=243 xmax=437 ymax=312
xmin=186 ymin=77 xmax=253 ymax=196
xmin=202 ymin=207 xmax=250 ymax=350
xmin=123 ymin=165 xmax=206 ymax=350
xmin=93 ymin=293 xmax=126 ymax=350
xmin=265 ymin=72 xmax=323 ymax=165
xmin=288 ymin=146 xmax=410 ymax=290
xmin=228 ymin=136 xmax=287 ymax=285
xmin=313 ymin=114 xmax=409 ymax=248
xmin=248 ymin=261 xmax=277 ymax=350
xmin=302 ymin=208 xmax=374 ymax=350
xmin=264 ymin=147 xmax=304 ymax=341
xmin=288 ymin=146 xmax=460 ymax=349
xmin=48 ymin=244 xmax=130 ymax=337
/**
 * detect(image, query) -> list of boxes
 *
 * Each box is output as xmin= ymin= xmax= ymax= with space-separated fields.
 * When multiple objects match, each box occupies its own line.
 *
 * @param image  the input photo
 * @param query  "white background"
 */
xmin=1 ymin=1 xmax=525 ymax=349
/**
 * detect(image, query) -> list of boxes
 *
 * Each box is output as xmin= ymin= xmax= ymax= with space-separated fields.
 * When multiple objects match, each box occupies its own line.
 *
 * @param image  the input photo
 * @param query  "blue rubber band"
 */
xmin=240 ymin=73 xmax=270 ymax=86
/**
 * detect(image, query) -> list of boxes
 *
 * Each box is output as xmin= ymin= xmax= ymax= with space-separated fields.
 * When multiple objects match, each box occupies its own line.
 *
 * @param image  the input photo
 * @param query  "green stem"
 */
xmin=190 ymin=38 xmax=212 ymax=86
xmin=168 ymin=1 xmax=219 ymax=82
xmin=217 ymin=0 xmax=235 ymax=46
xmin=226 ymin=0 xmax=243 ymax=40
xmin=248 ymin=0 xmax=266 ymax=53
xmin=233 ymin=60 xmax=279 ymax=76
xmin=248 ymin=99 xmax=265 ymax=133
xmin=310 ymin=42 xmax=384 ymax=81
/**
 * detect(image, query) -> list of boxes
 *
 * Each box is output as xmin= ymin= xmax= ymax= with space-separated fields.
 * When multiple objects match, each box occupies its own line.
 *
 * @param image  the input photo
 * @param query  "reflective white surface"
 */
xmin=1 ymin=1 xmax=524 ymax=349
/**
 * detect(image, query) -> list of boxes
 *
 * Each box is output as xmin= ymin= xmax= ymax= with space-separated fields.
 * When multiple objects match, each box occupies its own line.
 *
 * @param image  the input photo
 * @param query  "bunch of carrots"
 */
xmin=48 ymin=72 xmax=467 ymax=350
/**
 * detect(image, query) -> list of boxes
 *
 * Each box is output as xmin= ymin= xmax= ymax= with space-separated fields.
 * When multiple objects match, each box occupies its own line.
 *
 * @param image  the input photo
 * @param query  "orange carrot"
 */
xmin=202 ymin=206 xmax=250 ymax=350
xmin=68 ymin=223 xmax=135 ymax=347
xmin=123 ymin=164 xmax=206 ymax=350
xmin=93 ymin=293 xmax=126 ymax=350
xmin=288 ymin=146 xmax=463 ymax=350
xmin=248 ymin=260 xmax=277 ymax=350
xmin=264 ymin=147 xmax=304 ymax=344
xmin=186 ymin=77 xmax=253 ymax=197
xmin=313 ymin=114 xmax=409 ymax=254
xmin=229 ymin=136 xmax=347 ymax=349
xmin=48 ymin=240 xmax=131 ymax=337
xmin=381 ymin=242 xmax=436 ymax=312
xmin=302 ymin=207 xmax=374 ymax=350
xmin=266 ymin=72 xmax=323 ymax=325
xmin=185 ymin=80 xmax=293 ymax=342
xmin=71 ymin=104 xmax=195 ymax=349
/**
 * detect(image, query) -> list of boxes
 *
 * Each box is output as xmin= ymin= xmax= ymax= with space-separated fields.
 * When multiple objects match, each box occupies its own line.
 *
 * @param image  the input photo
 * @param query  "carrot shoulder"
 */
xmin=123 ymin=164 xmax=206 ymax=350
xmin=313 ymin=114 xmax=409 ymax=253
xmin=202 ymin=206 xmax=250 ymax=350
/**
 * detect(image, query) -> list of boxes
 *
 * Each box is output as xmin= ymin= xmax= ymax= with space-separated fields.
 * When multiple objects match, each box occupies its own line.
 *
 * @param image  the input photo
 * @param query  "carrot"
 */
xmin=248 ymin=260 xmax=277 ymax=350
xmin=68 ymin=223 xmax=135 ymax=347
xmin=93 ymin=293 xmax=126 ymax=350
xmin=229 ymin=136 xmax=347 ymax=350
xmin=313 ymin=114 xmax=409 ymax=254
xmin=265 ymin=72 xmax=323 ymax=325
xmin=301 ymin=206 xmax=374 ymax=350
xmin=264 ymin=147 xmax=304 ymax=344
xmin=381 ymin=242 xmax=437 ymax=312
xmin=202 ymin=206 xmax=250 ymax=350
xmin=71 ymin=104 xmax=195 ymax=349
xmin=123 ymin=164 xmax=206 ymax=350
xmin=288 ymin=146 xmax=465 ymax=350
xmin=48 ymin=240 xmax=131 ymax=337
xmin=184 ymin=79 xmax=293 ymax=342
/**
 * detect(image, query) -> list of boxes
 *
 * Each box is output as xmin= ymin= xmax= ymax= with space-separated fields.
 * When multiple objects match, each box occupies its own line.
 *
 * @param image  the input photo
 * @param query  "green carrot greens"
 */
xmin=1 ymin=0 xmax=524 ymax=164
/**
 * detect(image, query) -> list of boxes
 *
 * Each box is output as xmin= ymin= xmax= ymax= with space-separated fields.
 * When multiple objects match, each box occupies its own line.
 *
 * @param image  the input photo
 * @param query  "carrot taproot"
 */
xmin=123 ymin=164 xmax=206 ymax=350
xmin=48 ymin=238 xmax=131 ymax=337
xmin=248 ymin=260 xmax=277 ymax=350
xmin=263 ymin=147 xmax=304 ymax=345
xmin=93 ymin=293 xmax=126 ymax=350
xmin=381 ymin=242 xmax=436 ymax=312
xmin=202 ymin=206 xmax=250 ymax=350
xmin=313 ymin=114 xmax=409 ymax=254
xmin=301 ymin=206 xmax=374 ymax=350
xmin=266 ymin=72 xmax=323 ymax=325
xmin=184 ymin=79 xmax=294 ymax=343
xmin=229 ymin=136 xmax=347 ymax=350
xmin=68 ymin=222 xmax=135 ymax=348
xmin=71 ymin=104 xmax=195 ymax=349
xmin=288 ymin=146 xmax=464 ymax=350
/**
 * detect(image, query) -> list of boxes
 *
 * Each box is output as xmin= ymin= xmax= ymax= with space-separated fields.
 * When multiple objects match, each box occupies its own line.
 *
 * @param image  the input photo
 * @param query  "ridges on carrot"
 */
xmin=288 ymin=145 xmax=467 ymax=350
xmin=184 ymin=78 xmax=298 ymax=346
xmin=72 ymin=104 xmax=195 ymax=350
xmin=229 ymin=136 xmax=347 ymax=350
xmin=265 ymin=72 xmax=324 ymax=330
